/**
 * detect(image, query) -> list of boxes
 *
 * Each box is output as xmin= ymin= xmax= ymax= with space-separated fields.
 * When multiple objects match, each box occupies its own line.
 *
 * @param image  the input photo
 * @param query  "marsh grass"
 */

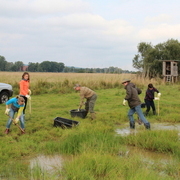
xmin=124 ymin=130 xmax=179 ymax=153
xmin=0 ymin=72 xmax=180 ymax=179
xmin=0 ymin=72 xmax=163 ymax=95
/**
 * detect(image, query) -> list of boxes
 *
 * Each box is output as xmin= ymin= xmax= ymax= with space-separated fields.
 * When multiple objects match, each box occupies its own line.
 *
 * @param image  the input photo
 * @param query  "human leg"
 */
xmin=135 ymin=105 xmax=150 ymax=129
xmin=85 ymin=100 xmax=89 ymax=113
xmin=150 ymin=101 xmax=156 ymax=115
xmin=6 ymin=109 xmax=15 ymax=129
xmin=5 ymin=109 xmax=15 ymax=134
xmin=128 ymin=108 xmax=136 ymax=129
xmin=89 ymin=94 xmax=97 ymax=120
xmin=145 ymin=99 xmax=150 ymax=115
xmin=20 ymin=95 xmax=28 ymax=114
xmin=19 ymin=113 xmax=25 ymax=129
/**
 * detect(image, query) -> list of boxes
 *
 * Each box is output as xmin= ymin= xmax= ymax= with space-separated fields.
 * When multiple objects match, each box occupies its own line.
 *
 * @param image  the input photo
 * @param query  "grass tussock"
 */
xmin=0 ymin=72 xmax=180 ymax=179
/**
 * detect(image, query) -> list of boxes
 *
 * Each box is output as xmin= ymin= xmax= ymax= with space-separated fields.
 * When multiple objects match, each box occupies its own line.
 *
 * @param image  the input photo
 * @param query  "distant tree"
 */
xmin=133 ymin=39 xmax=180 ymax=78
xmin=10 ymin=61 xmax=23 ymax=71
xmin=5 ymin=62 xmax=14 ymax=71
xmin=0 ymin=55 xmax=7 ymax=71
xmin=39 ymin=61 xmax=65 ymax=72
xmin=28 ymin=62 xmax=39 ymax=72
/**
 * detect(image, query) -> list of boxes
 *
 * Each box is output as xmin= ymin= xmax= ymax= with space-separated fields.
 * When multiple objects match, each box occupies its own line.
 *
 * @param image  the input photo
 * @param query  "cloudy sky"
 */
xmin=0 ymin=0 xmax=180 ymax=70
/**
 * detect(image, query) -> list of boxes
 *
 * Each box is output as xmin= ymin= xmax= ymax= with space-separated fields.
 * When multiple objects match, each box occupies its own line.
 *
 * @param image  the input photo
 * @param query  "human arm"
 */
xmin=136 ymin=87 xmax=142 ymax=95
xmin=124 ymin=86 xmax=132 ymax=100
xmin=17 ymin=107 xmax=24 ymax=117
xmin=14 ymin=107 xmax=24 ymax=124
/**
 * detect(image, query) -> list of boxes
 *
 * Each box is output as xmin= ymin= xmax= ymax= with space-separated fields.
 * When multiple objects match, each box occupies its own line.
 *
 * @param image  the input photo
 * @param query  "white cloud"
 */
xmin=0 ymin=0 xmax=180 ymax=70
xmin=138 ymin=23 xmax=180 ymax=41
xmin=145 ymin=14 xmax=173 ymax=24
xmin=0 ymin=0 xmax=91 ymax=17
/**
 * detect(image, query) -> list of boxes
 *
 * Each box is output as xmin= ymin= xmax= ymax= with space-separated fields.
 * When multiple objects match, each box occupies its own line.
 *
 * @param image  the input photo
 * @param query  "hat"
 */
xmin=73 ymin=84 xmax=81 ymax=89
xmin=122 ymin=79 xmax=131 ymax=84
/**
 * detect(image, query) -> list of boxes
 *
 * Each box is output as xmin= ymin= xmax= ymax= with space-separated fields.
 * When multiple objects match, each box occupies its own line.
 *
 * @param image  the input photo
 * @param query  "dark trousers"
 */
xmin=20 ymin=95 xmax=28 ymax=114
xmin=145 ymin=99 xmax=156 ymax=113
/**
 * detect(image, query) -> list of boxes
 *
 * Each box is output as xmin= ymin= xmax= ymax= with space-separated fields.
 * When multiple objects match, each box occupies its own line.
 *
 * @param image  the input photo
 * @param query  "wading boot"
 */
xmin=90 ymin=113 xmax=96 ymax=120
xmin=144 ymin=122 xmax=150 ymax=130
xmin=5 ymin=129 xmax=10 ymax=134
xmin=130 ymin=121 xmax=135 ymax=129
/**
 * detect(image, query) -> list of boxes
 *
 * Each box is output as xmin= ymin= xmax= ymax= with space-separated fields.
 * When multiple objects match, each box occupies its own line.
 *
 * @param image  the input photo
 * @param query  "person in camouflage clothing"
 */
xmin=74 ymin=84 xmax=97 ymax=120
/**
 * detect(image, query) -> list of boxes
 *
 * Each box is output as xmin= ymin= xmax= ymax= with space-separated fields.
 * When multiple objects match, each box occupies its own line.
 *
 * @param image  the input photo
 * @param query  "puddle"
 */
xmin=116 ymin=123 xmax=180 ymax=136
xmin=30 ymin=155 xmax=63 ymax=172
xmin=118 ymin=146 xmax=176 ymax=178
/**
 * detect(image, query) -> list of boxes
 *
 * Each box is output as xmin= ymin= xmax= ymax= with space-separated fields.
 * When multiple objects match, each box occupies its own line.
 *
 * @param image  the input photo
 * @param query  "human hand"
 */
xmin=157 ymin=93 xmax=161 ymax=98
xmin=155 ymin=97 xmax=159 ymax=100
xmin=26 ymin=95 xmax=31 ymax=100
xmin=5 ymin=108 xmax=10 ymax=115
xmin=123 ymin=99 xmax=127 ymax=106
xmin=14 ymin=118 xmax=19 ymax=124
xmin=28 ymin=89 xmax=32 ymax=95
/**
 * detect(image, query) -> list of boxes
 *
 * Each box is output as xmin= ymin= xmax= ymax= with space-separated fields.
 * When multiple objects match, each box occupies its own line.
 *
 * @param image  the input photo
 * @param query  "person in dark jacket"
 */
xmin=144 ymin=83 xmax=161 ymax=116
xmin=122 ymin=79 xmax=150 ymax=129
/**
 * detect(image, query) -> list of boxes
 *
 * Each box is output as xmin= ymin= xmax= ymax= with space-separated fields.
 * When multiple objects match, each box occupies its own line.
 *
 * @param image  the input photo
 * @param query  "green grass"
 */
xmin=0 ymin=84 xmax=180 ymax=179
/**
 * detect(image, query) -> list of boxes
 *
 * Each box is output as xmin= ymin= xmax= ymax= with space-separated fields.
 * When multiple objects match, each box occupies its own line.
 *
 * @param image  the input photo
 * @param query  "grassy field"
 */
xmin=0 ymin=72 xmax=180 ymax=179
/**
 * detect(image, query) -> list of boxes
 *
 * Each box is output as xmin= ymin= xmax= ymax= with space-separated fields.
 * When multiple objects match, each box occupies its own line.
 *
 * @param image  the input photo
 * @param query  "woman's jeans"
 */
xmin=128 ymin=104 xmax=150 ymax=129
xmin=6 ymin=108 xmax=25 ymax=129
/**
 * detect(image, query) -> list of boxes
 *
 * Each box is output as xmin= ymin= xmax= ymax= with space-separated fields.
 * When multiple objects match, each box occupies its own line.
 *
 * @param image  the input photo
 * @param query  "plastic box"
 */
xmin=53 ymin=117 xmax=79 ymax=129
xmin=70 ymin=109 xmax=88 ymax=119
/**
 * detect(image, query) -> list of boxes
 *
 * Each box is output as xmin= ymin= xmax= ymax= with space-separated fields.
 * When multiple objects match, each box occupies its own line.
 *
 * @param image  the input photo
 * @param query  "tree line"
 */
xmin=0 ymin=57 xmax=132 ymax=74
xmin=0 ymin=58 xmax=65 ymax=72
xmin=133 ymin=38 xmax=180 ymax=78
xmin=1 ymin=38 xmax=179 ymax=76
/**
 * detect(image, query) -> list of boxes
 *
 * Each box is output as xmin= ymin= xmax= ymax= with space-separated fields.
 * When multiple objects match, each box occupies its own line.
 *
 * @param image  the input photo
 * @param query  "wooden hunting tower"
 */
xmin=162 ymin=60 xmax=179 ymax=82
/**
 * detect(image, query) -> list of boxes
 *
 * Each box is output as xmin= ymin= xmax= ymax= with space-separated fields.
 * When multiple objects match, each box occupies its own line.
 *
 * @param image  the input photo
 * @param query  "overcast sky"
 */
xmin=0 ymin=0 xmax=180 ymax=70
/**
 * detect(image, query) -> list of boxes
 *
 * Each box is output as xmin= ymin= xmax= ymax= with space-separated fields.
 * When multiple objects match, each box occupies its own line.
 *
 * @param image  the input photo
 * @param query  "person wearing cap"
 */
xmin=74 ymin=84 xmax=97 ymax=120
xmin=4 ymin=96 xmax=25 ymax=134
xmin=122 ymin=79 xmax=150 ymax=129
xmin=144 ymin=83 xmax=161 ymax=116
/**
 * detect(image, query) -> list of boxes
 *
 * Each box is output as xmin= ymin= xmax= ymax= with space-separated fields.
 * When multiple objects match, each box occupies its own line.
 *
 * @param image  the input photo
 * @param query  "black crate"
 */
xmin=70 ymin=109 xmax=88 ymax=119
xmin=54 ymin=117 xmax=79 ymax=129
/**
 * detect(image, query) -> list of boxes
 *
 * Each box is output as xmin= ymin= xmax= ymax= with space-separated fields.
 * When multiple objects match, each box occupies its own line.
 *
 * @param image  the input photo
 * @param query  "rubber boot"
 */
xmin=5 ymin=129 xmax=10 ymax=134
xmin=90 ymin=113 xmax=96 ymax=120
xmin=130 ymin=121 xmax=135 ymax=129
xmin=153 ymin=111 xmax=157 ymax=115
xmin=144 ymin=122 xmax=150 ymax=130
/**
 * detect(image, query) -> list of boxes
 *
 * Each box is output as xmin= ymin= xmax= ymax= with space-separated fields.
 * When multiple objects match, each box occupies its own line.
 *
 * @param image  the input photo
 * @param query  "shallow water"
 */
xmin=116 ymin=122 xmax=180 ymax=136
xmin=30 ymin=154 xmax=63 ymax=172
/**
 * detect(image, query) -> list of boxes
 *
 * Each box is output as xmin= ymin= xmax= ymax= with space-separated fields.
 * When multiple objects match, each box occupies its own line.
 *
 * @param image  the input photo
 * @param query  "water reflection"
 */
xmin=30 ymin=155 xmax=63 ymax=172
xmin=116 ymin=123 xmax=180 ymax=136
